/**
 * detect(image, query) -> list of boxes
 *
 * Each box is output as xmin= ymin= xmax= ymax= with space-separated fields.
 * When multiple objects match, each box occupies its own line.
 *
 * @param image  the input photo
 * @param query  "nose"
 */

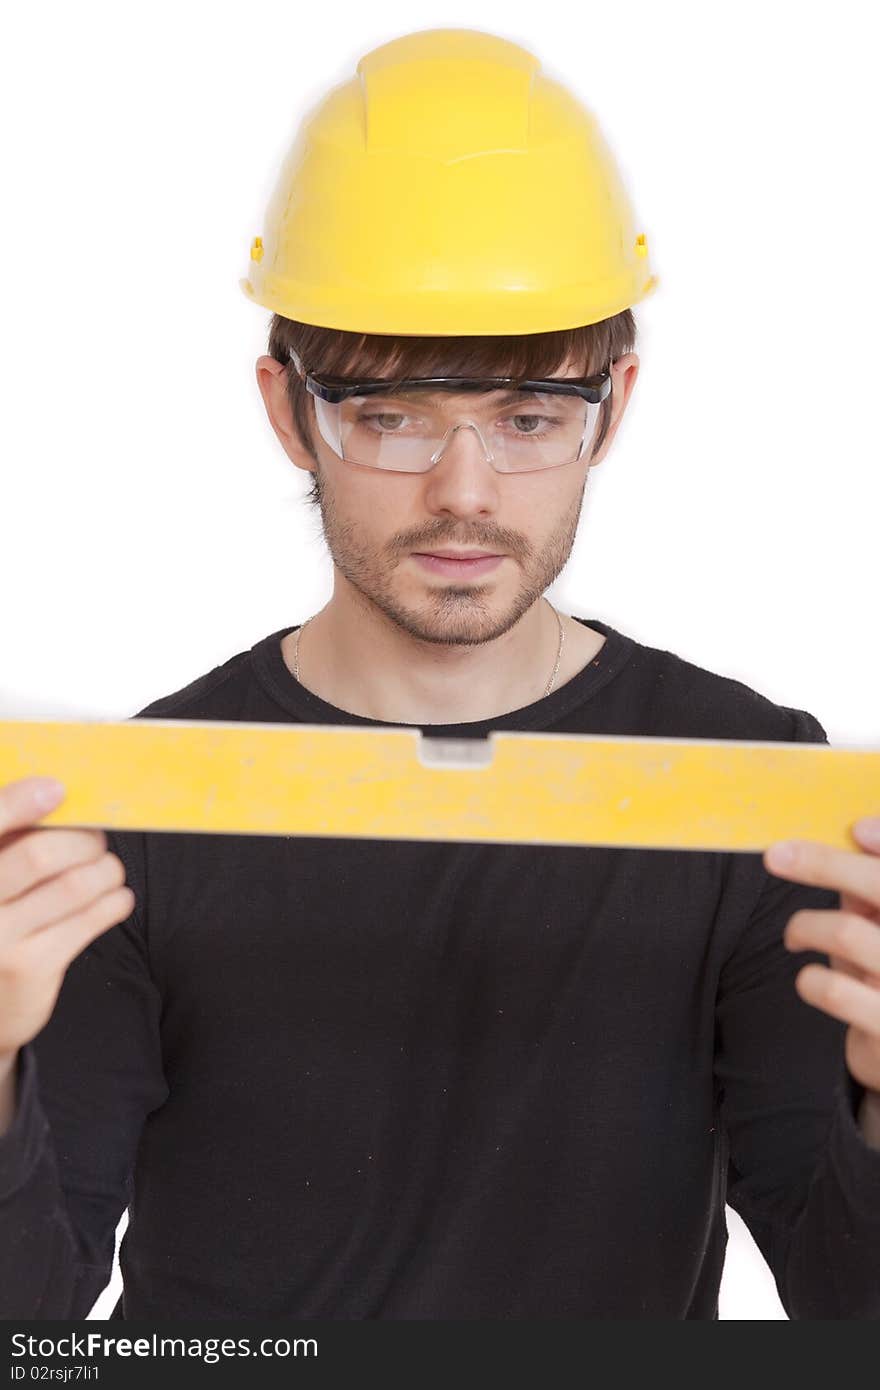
xmin=420 ymin=420 xmax=505 ymax=519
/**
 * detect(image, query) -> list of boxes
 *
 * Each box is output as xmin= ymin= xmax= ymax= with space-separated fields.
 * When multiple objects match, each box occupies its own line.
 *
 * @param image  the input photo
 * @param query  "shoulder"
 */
xmin=625 ymin=631 xmax=827 ymax=745
xmin=132 ymin=648 xmax=254 ymax=722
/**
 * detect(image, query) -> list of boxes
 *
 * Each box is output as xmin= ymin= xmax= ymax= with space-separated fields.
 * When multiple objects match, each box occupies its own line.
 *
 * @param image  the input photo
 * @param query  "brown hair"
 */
xmin=265 ymin=311 xmax=637 ymax=507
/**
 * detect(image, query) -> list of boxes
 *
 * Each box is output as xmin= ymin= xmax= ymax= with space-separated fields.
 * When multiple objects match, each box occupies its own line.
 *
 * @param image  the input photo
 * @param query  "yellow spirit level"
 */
xmin=0 ymin=718 xmax=878 ymax=853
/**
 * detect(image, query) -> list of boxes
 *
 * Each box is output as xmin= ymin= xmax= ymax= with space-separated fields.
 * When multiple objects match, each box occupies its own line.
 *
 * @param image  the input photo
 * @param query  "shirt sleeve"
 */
xmin=0 ymin=828 xmax=169 ymax=1318
xmin=714 ymin=706 xmax=880 ymax=1319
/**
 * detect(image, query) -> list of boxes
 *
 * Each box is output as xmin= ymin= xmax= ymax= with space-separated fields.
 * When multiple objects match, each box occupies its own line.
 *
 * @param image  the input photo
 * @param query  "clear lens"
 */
xmin=313 ymin=386 xmax=597 ymax=472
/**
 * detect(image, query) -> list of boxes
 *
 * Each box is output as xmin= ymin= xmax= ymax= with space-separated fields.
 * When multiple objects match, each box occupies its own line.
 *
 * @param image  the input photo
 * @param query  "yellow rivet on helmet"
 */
xmin=240 ymin=28 xmax=659 ymax=336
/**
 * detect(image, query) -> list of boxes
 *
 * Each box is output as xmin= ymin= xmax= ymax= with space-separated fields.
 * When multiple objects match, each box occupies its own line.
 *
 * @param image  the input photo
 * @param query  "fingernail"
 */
xmin=767 ymin=841 xmax=797 ymax=869
xmin=31 ymin=778 xmax=65 ymax=809
xmin=854 ymin=816 xmax=880 ymax=847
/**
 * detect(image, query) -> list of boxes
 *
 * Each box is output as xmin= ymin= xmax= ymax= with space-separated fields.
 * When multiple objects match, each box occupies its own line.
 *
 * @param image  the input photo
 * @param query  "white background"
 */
xmin=2 ymin=0 xmax=877 ymax=1320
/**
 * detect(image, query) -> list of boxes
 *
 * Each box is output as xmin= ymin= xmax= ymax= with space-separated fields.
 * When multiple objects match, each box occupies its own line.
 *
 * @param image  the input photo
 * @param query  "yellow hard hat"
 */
xmin=240 ymin=28 xmax=658 ymax=336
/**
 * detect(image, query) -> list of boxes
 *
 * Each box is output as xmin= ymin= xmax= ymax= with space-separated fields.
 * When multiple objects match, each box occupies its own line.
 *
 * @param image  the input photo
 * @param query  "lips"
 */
xmin=413 ymin=553 xmax=505 ymax=577
xmin=416 ymin=551 xmax=501 ymax=560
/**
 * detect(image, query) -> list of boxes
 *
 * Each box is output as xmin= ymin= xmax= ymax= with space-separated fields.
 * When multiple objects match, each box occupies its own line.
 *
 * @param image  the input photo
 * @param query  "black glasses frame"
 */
xmin=288 ymin=347 xmax=613 ymax=406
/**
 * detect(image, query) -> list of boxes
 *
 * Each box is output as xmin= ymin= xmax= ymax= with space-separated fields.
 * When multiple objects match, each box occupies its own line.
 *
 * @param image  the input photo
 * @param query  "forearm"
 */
xmin=857 ymin=1088 xmax=880 ymax=1151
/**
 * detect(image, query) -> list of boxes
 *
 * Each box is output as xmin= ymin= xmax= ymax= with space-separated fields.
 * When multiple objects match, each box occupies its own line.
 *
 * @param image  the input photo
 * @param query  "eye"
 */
xmin=504 ymin=413 xmax=564 ymax=436
xmin=359 ymin=412 xmax=414 ymax=433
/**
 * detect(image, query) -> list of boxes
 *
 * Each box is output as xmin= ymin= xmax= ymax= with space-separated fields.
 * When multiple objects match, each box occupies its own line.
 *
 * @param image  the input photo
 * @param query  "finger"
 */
xmin=764 ymin=838 xmax=880 ymax=906
xmin=839 ymin=887 xmax=880 ymax=929
xmin=16 ymin=884 xmax=136 ymax=972
xmin=785 ymin=909 xmax=880 ymax=976
xmin=794 ymin=962 xmax=880 ymax=1036
xmin=0 ymin=778 xmax=66 ymax=836
xmin=0 ymin=852 xmax=128 ymax=943
xmin=845 ymin=1029 xmax=880 ymax=1095
xmin=0 ymin=827 xmax=108 ymax=902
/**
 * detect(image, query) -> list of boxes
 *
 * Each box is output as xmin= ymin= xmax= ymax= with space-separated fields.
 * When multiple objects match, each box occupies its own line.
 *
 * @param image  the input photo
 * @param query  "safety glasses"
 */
xmin=289 ymin=348 xmax=613 ymax=474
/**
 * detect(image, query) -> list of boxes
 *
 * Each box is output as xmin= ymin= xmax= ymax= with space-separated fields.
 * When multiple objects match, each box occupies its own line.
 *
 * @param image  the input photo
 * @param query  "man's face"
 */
xmin=257 ymin=351 xmax=638 ymax=649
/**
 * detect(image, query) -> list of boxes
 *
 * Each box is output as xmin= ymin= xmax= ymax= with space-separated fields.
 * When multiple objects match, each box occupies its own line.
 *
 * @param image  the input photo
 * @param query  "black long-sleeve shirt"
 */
xmin=1 ymin=615 xmax=879 ymax=1319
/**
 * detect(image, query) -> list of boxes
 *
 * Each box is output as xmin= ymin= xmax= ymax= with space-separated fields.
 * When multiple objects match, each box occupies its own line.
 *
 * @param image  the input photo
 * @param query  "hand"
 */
xmin=764 ymin=817 xmax=880 ymax=1099
xmin=0 ymin=777 xmax=135 ymax=1060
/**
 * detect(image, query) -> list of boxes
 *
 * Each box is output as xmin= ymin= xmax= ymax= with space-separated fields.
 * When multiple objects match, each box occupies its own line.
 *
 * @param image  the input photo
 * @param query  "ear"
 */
xmin=587 ymin=352 xmax=640 ymax=468
xmin=255 ymin=355 xmax=318 ymax=475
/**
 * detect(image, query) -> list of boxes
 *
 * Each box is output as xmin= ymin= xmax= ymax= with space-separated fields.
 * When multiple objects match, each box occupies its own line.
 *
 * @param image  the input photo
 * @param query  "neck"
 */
xmin=285 ymin=593 xmax=569 ymax=725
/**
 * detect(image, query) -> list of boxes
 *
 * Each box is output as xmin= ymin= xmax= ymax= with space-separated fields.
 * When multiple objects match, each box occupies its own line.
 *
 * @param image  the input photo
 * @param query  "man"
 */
xmin=1 ymin=28 xmax=878 ymax=1320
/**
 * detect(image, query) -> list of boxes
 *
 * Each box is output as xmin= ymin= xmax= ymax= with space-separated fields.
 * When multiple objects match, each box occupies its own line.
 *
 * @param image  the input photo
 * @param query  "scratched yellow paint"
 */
xmin=0 ymin=718 xmax=877 ymax=853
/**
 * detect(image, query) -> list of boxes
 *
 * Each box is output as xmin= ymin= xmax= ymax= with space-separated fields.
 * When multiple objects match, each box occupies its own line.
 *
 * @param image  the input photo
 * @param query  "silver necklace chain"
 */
xmin=293 ymin=599 xmax=565 ymax=699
